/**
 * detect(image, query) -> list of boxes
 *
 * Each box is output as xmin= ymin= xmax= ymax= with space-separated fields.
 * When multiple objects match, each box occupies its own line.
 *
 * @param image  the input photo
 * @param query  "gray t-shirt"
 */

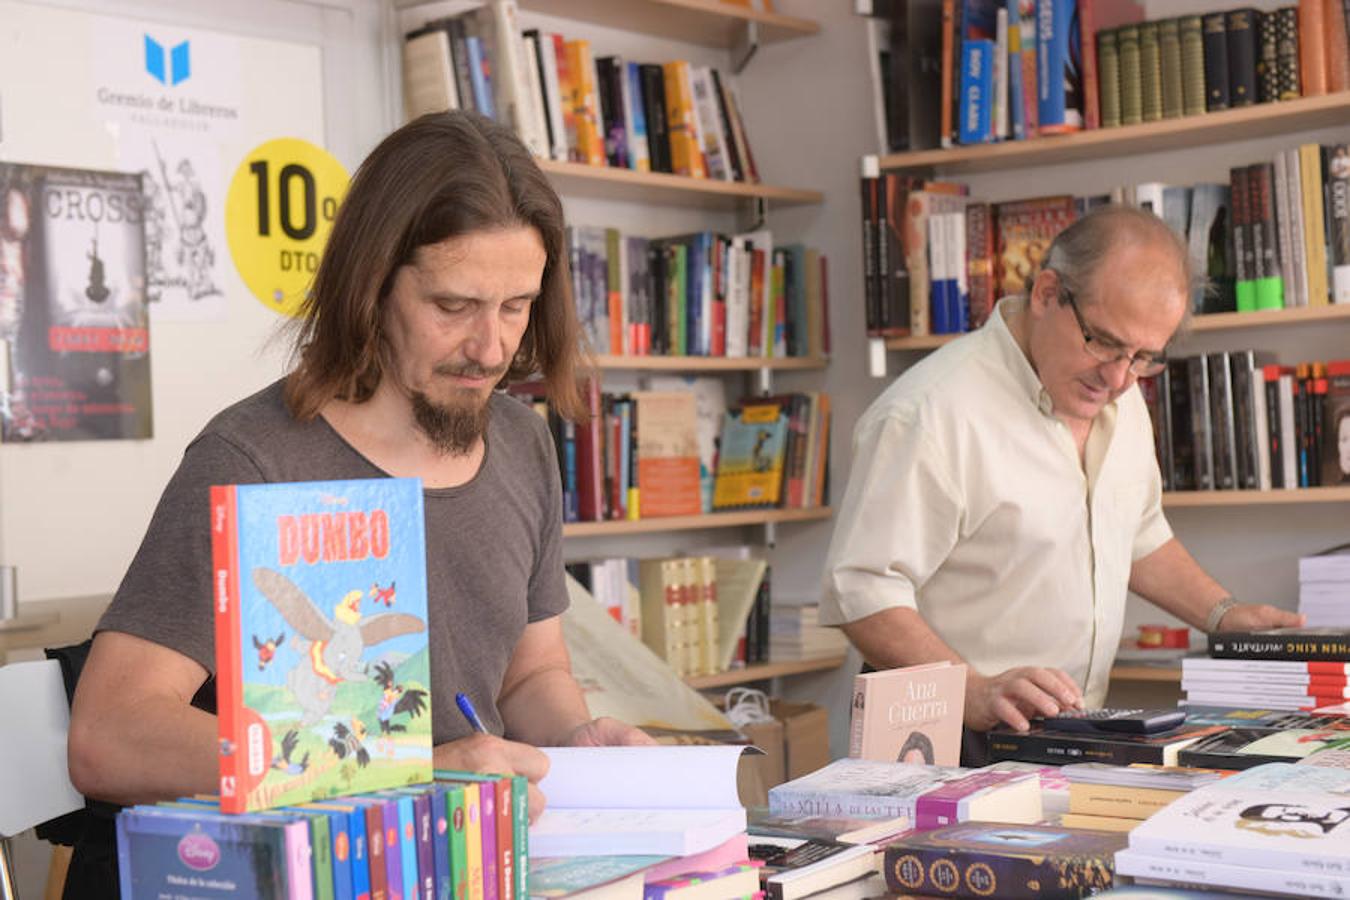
xmin=97 ymin=379 xmax=569 ymax=743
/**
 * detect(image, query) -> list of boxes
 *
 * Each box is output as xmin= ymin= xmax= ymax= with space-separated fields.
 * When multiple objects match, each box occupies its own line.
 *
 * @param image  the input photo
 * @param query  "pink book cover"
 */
xmin=912 ymin=770 xmax=1038 ymax=831
xmin=283 ymin=819 xmax=314 ymax=900
xmin=849 ymin=661 xmax=967 ymax=767
xmin=642 ymin=832 xmax=749 ymax=883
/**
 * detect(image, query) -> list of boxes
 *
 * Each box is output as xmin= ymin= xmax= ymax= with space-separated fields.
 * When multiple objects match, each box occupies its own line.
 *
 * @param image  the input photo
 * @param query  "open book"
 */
xmin=530 ymin=746 xmax=749 ymax=857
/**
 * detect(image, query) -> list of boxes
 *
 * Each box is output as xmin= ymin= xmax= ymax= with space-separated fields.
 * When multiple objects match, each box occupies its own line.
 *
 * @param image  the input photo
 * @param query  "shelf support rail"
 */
xmin=731 ymin=20 xmax=760 ymax=74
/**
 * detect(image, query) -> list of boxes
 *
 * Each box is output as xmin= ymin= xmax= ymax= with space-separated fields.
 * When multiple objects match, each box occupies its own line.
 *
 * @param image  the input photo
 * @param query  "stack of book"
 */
xmin=987 ymin=719 xmax=1227 ymax=767
xmin=1058 ymin=763 xmax=1226 ymax=834
xmin=1300 ymin=546 xmax=1350 ymax=627
xmin=766 ymin=603 xmax=850 ymax=662
xmin=1182 ymin=627 xmax=1350 ymax=711
xmin=1176 ymin=706 xmax=1350 ymax=770
xmin=1116 ymin=762 xmax=1350 ymax=896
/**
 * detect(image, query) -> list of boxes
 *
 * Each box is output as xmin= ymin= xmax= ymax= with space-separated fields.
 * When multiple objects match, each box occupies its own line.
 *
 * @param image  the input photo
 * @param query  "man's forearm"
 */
xmin=1128 ymin=538 xmax=1230 ymax=630
xmin=68 ymin=700 xmax=219 ymax=806
xmin=842 ymin=606 xmax=969 ymax=671
xmin=497 ymin=664 xmax=592 ymax=746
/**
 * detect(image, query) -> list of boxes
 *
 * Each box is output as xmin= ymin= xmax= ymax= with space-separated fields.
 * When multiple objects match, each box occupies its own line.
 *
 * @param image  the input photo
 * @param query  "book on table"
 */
xmin=849 ymin=660 xmax=967 ymax=767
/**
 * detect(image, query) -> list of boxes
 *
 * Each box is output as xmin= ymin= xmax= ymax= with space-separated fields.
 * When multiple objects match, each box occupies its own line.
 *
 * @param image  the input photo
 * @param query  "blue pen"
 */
xmin=456 ymin=691 xmax=488 ymax=734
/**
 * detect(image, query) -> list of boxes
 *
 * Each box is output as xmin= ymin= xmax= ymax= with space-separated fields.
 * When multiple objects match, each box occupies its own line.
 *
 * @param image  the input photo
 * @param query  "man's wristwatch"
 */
xmin=1205 ymin=596 xmax=1240 ymax=634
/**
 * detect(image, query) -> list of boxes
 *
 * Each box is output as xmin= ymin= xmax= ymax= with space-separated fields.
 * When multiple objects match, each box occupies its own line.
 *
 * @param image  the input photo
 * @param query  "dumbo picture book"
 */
xmin=211 ymin=477 xmax=431 ymax=813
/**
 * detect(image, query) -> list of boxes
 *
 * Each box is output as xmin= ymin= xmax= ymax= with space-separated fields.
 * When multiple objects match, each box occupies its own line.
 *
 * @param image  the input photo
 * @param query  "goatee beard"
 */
xmin=411 ymin=390 xmax=490 ymax=456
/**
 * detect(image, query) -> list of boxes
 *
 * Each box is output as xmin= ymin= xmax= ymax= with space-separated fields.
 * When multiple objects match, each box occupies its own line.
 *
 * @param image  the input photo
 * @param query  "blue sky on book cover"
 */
xmin=225 ymin=477 xmax=431 ymax=809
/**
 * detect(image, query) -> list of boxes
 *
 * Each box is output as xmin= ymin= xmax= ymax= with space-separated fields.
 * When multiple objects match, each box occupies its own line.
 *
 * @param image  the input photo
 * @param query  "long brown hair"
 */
xmin=284 ymin=111 xmax=584 ymax=420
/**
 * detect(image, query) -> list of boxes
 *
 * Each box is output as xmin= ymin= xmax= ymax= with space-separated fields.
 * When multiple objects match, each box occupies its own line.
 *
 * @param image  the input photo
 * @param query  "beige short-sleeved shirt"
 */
xmin=821 ymin=297 xmax=1173 ymax=706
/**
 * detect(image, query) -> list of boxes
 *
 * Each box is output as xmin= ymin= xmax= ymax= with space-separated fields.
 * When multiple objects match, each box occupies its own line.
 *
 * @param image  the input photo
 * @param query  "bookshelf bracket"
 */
xmin=731 ymin=21 xmax=759 ymax=74
xmin=763 ymin=521 xmax=777 ymax=548
xmin=743 ymin=196 xmax=767 ymax=232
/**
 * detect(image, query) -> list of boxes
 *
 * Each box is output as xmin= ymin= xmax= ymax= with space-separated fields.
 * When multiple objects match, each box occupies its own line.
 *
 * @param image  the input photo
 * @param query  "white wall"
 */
xmin=0 ymin=0 xmax=392 ymax=607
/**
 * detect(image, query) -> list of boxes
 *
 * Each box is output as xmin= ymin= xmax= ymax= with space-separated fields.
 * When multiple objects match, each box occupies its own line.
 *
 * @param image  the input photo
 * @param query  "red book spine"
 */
xmin=366 ymin=805 xmax=388 ymax=900
xmin=497 ymin=780 xmax=515 ymax=900
xmin=210 ymin=485 xmax=244 ymax=812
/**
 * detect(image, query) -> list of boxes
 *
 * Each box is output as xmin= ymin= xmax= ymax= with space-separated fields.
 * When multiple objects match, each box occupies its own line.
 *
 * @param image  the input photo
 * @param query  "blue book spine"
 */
xmin=399 ymin=795 xmax=418 ymax=900
xmin=699 ymin=232 xmax=715 ymax=356
xmin=561 ymin=419 xmax=579 ymax=523
xmin=430 ymin=786 xmax=452 ymax=900
xmin=625 ymin=62 xmax=648 ymax=170
xmin=687 ymin=237 xmax=704 ymax=356
xmin=347 ymin=808 xmax=370 ymax=900
xmin=1036 ymin=0 xmax=1081 ymax=131
xmin=319 ymin=809 xmax=354 ymax=900
xmin=617 ymin=399 xmax=632 ymax=519
xmin=1006 ymin=0 xmax=1026 ymax=139
xmin=464 ymin=37 xmax=496 ymax=120
xmin=959 ymin=39 xmax=995 ymax=144
xmin=116 ymin=807 xmax=295 ymax=899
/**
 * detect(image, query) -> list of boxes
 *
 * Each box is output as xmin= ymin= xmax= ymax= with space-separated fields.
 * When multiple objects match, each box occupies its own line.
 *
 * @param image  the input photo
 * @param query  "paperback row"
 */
xmin=401 ymin=1 xmax=762 ymax=182
xmin=858 ymin=139 xmax=1350 ymax=338
xmin=510 ymin=385 xmax=831 ymax=522
xmin=1138 ymin=354 xmax=1350 ymax=492
xmin=117 ymin=771 xmax=527 ymax=900
xmin=565 ymin=226 xmax=830 ymax=359
xmin=866 ymin=0 xmax=1350 ymax=153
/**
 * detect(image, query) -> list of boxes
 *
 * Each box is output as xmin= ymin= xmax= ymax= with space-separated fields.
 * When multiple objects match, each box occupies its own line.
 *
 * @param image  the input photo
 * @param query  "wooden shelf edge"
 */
xmin=1188 ymin=304 xmax=1350 ymax=332
xmin=876 ymin=92 xmax=1350 ymax=174
xmin=656 ymin=0 xmax=821 ymax=39
xmin=563 ymin=506 xmax=832 ymax=537
xmin=589 ymin=354 xmax=828 ymax=371
xmin=536 ymin=158 xmax=822 ymax=204
xmin=884 ymin=333 xmax=960 ymax=351
xmin=1110 ymin=665 xmax=1182 ymax=683
xmin=1163 ymin=487 xmax=1350 ymax=507
xmin=685 ymin=654 xmax=846 ymax=690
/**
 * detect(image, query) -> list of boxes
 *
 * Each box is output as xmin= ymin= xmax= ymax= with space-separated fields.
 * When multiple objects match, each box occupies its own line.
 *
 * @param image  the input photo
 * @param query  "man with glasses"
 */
xmin=822 ymin=205 xmax=1300 ymax=753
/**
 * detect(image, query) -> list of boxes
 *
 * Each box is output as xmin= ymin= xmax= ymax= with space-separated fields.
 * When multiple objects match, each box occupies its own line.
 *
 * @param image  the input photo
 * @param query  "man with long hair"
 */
xmin=65 ymin=111 xmax=650 ymax=896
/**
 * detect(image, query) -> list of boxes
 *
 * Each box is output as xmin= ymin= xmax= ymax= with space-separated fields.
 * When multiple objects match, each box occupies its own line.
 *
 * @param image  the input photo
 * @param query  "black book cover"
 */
xmin=1167 ymin=358 xmax=1197 ymax=491
xmin=1 ymin=163 xmax=153 ymax=442
xmin=594 ymin=56 xmax=627 ymax=169
xmin=646 ymin=242 xmax=668 ymax=355
xmin=1250 ymin=163 xmax=1282 ymax=289
xmin=1208 ymin=627 xmax=1350 ymax=661
xmin=708 ymin=69 xmax=743 ymax=181
xmin=875 ymin=174 xmax=893 ymax=331
xmin=1188 ymin=354 xmax=1215 ymax=490
xmin=882 ymin=175 xmax=912 ymax=336
xmin=987 ymin=724 xmax=1229 ymax=767
xmin=1225 ymin=8 xmax=1259 ymax=108
xmin=1265 ymin=366 xmax=1284 ymax=489
xmin=883 ymin=0 xmax=943 ymax=152
xmin=1255 ymin=10 xmax=1280 ymax=103
xmin=860 ymin=176 xmax=880 ymax=335
xmin=638 ymin=63 xmax=671 ymax=174
xmin=1176 ymin=727 xmax=1326 ymax=770
xmin=1207 ymin=351 xmax=1238 ymax=490
xmin=1201 ymin=12 xmax=1229 ymax=111
xmin=1275 ymin=7 xmax=1301 ymax=100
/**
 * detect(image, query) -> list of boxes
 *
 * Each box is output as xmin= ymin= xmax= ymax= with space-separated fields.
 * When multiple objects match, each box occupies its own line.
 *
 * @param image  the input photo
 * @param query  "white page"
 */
xmin=530 ymin=807 xmax=747 ymax=857
xmin=540 ymin=745 xmax=747 ymax=810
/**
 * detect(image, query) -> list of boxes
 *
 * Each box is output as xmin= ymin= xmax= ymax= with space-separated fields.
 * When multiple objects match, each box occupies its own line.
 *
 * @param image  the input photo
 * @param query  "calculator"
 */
xmin=1037 ymin=707 xmax=1188 ymax=734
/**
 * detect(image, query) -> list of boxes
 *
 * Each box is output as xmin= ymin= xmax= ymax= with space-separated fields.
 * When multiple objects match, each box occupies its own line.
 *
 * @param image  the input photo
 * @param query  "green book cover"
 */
xmin=1117 ymin=25 xmax=1142 ymax=126
xmin=1138 ymin=21 xmax=1163 ymax=122
xmin=1179 ymin=15 xmax=1207 ymax=115
xmin=1097 ymin=29 xmax=1121 ymax=128
xmin=1158 ymin=18 xmax=1183 ymax=119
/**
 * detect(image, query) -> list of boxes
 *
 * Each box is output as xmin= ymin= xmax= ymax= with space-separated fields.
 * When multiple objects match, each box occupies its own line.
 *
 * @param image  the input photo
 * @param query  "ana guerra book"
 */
xmin=849 ymin=661 xmax=967 ymax=767
xmin=212 ymin=477 xmax=431 ymax=813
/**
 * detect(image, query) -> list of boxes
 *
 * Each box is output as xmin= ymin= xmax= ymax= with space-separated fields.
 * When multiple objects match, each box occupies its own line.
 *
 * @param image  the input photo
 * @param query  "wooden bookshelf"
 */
xmin=877 ymin=92 xmax=1350 ymax=175
xmin=1187 ymin=303 xmax=1350 ymax=332
xmin=685 ymin=655 xmax=846 ymax=690
xmin=884 ymin=333 xmax=959 ymax=351
xmin=513 ymin=0 xmax=820 ymax=47
xmin=590 ymin=354 xmax=828 ymax=371
xmin=1110 ymin=664 xmax=1182 ymax=683
xmin=1163 ymin=486 xmax=1350 ymax=508
xmin=885 ymin=304 xmax=1350 ymax=351
xmin=563 ymin=506 xmax=831 ymax=538
xmin=535 ymin=158 xmax=822 ymax=207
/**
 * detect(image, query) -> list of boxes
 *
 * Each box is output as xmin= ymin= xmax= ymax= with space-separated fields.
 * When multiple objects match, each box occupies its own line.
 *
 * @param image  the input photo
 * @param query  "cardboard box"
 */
xmin=736 ymin=699 xmax=831 ymax=790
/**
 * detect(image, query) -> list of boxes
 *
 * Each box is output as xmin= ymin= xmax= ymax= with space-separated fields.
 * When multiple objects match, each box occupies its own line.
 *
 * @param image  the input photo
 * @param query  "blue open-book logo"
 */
xmin=144 ymin=35 xmax=190 ymax=86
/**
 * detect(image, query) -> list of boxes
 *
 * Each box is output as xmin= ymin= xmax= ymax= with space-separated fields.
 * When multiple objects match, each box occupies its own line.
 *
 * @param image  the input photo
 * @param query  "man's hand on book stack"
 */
xmin=434 ymin=733 xmax=551 ymax=821
xmin=1210 ymin=600 xmax=1305 ymax=633
xmin=965 ymin=666 xmax=1083 ymax=733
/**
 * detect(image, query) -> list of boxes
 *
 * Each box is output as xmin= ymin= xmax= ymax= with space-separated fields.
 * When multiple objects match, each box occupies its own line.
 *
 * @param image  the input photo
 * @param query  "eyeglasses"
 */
xmin=1060 ymin=284 xmax=1168 ymax=377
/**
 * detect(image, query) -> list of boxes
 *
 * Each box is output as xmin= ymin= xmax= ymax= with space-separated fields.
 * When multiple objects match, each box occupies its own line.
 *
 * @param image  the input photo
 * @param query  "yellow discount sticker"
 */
xmin=225 ymin=138 xmax=348 ymax=318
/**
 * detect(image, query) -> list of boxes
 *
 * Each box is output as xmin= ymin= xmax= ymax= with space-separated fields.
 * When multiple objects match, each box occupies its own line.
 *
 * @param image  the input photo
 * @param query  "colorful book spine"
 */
xmin=1117 ymin=24 xmax=1142 ymax=125
xmin=1202 ymin=12 xmax=1230 ymax=110
xmin=662 ymin=60 xmax=706 ymax=178
xmin=1007 ymin=0 xmax=1026 ymax=139
xmin=1231 ymin=166 xmax=1255 ymax=313
xmin=1225 ymin=8 xmax=1259 ymax=108
xmin=1158 ymin=18 xmax=1183 ymax=119
xmin=1097 ymin=28 xmax=1120 ymax=128
xmin=1179 ymin=15 xmax=1207 ymax=115
xmin=958 ymin=39 xmax=995 ymax=144
xmin=1249 ymin=162 xmax=1284 ymax=310
xmin=1138 ymin=21 xmax=1162 ymax=122
xmin=1036 ymin=0 xmax=1082 ymax=132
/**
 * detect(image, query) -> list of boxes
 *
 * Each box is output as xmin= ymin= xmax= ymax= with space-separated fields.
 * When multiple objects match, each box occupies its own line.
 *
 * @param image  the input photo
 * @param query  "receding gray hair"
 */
xmin=1043 ymin=204 xmax=1195 ymax=329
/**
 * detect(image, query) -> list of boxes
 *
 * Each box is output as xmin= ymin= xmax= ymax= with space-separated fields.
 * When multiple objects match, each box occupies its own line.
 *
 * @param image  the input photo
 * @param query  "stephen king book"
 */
xmin=211 ymin=477 xmax=431 ymax=813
